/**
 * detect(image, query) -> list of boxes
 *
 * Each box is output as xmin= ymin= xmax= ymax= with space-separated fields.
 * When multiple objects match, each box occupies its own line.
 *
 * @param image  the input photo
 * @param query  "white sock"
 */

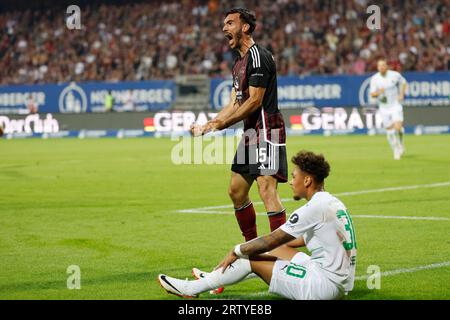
xmin=386 ymin=129 xmax=399 ymax=152
xmin=397 ymin=128 xmax=404 ymax=149
xmin=187 ymin=258 xmax=252 ymax=295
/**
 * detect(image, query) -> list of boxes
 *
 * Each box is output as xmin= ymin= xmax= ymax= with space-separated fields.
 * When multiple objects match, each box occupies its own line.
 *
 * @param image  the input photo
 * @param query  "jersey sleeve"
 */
xmin=248 ymin=47 xmax=273 ymax=88
xmin=280 ymin=204 xmax=323 ymax=238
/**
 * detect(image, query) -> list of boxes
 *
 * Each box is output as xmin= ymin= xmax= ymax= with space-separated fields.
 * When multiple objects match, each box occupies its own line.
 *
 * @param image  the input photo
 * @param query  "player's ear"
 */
xmin=242 ymin=23 xmax=249 ymax=33
xmin=304 ymin=176 xmax=312 ymax=188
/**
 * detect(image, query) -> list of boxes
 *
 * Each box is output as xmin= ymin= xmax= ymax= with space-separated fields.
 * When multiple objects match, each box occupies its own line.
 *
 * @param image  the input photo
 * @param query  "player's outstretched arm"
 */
xmin=217 ymin=228 xmax=295 ymax=273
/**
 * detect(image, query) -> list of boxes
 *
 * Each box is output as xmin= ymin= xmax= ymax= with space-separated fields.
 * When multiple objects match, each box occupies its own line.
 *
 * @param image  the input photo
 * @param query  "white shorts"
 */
xmin=269 ymin=252 xmax=344 ymax=300
xmin=379 ymin=106 xmax=404 ymax=128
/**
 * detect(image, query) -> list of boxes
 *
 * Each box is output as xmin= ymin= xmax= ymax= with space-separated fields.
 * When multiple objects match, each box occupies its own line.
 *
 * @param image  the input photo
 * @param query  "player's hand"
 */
xmin=190 ymin=123 xmax=204 ymax=137
xmin=215 ymin=250 xmax=238 ymax=274
xmin=398 ymin=94 xmax=404 ymax=102
xmin=379 ymin=88 xmax=385 ymax=94
xmin=204 ymin=119 xmax=226 ymax=133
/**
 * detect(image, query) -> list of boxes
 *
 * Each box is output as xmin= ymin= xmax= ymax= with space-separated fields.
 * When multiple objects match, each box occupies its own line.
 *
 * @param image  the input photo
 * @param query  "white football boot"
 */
xmin=157 ymin=274 xmax=198 ymax=298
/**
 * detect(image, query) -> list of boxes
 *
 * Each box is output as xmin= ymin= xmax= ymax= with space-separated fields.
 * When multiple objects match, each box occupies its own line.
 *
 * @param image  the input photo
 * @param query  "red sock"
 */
xmin=268 ymin=209 xmax=286 ymax=232
xmin=234 ymin=202 xmax=257 ymax=241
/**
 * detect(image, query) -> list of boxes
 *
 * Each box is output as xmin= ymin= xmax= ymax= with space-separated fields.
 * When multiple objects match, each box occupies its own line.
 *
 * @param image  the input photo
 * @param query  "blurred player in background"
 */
xmin=26 ymin=94 xmax=39 ymax=114
xmin=369 ymin=59 xmax=408 ymax=160
xmin=190 ymin=8 xmax=288 ymax=242
xmin=158 ymin=151 xmax=357 ymax=300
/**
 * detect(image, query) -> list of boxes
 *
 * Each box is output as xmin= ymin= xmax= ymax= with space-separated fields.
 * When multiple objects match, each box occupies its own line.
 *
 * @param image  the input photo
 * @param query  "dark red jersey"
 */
xmin=232 ymin=44 xmax=286 ymax=146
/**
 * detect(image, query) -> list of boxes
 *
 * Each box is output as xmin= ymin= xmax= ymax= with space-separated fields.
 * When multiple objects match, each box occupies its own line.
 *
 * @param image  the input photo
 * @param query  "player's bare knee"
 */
xmin=228 ymin=186 xmax=247 ymax=206
xmin=257 ymin=181 xmax=276 ymax=201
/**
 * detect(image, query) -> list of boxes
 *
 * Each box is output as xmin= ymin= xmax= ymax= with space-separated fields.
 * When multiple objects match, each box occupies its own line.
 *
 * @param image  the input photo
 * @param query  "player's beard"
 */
xmin=293 ymin=195 xmax=301 ymax=201
xmin=234 ymin=30 xmax=243 ymax=49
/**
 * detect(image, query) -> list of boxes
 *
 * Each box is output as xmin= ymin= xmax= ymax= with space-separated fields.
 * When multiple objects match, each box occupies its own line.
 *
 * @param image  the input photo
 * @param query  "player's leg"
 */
xmin=159 ymin=258 xmax=258 ymax=297
xmin=392 ymin=106 xmax=405 ymax=155
xmin=381 ymin=108 xmax=401 ymax=159
xmin=256 ymin=175 xmax=286 ymax=231
xmin=253 ymin=144 xmax=288 ymax=231
xmin=228 ymin=172 xmax=258 ymax=241
xmin=193 ymin=244 xmax=300 ymax=283
xmin=393 ymin=121 xmax=404 ymax=153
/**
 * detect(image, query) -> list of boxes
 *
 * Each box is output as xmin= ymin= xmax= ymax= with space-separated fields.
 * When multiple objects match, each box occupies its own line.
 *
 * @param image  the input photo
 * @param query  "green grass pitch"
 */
xmin=0 ymin=134 xmax=449 ymax=300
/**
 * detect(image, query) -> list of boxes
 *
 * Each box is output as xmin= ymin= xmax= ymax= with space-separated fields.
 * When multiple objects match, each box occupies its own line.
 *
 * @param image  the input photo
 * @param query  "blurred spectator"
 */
xmin=104 ymin=90 xmax=114 ymax=112
xmin=26 ymin=94 xmax=39 ymax=113
xmin=0 ymin=0 xmax=448 ymax=85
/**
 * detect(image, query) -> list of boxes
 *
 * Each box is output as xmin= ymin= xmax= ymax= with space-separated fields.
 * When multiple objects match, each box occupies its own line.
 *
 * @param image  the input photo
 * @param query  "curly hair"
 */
xmin=291 ymin=150 xmax=330 ymax=183
xmin=224 ymin=7 xmax=256 ymax=34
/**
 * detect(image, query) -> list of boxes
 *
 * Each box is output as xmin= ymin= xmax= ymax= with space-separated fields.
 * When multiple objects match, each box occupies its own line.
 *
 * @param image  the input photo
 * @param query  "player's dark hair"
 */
xmin=224 ymin=7 xmax=256 ymax=34
xmin=291 ymin=151 xmax=330 ymax=183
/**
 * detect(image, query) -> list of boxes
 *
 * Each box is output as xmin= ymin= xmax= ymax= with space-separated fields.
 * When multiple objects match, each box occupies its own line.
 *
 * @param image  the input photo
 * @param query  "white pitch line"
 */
xmin=175 ymin=210 xmax=450 ymax=221
xmin=176 ymin=181 xmax=450 ymax=214
xmin=352 ymin=215 xmax=450 ymax=221
xmin=355 ymin=260 xmax=450 ymax=281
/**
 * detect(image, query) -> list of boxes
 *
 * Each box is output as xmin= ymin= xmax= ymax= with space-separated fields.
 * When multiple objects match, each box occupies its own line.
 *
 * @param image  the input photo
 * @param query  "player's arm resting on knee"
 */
xmin=202 ymin=86 xmax=265 ymax=134
xmin=217 ymin=229 xmax=295 ymax=272
xmin=286 ymin=237 xmax=305 ymax=248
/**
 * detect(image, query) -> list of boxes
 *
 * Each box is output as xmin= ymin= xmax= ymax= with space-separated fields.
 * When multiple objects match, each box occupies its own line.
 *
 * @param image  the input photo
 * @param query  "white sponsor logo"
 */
xmin=300 ymin=107 xmax=383 ymax=130
xmin=59 ymin=82 xmax=88 ymax=113
xmin=359 ymin=77 xmax=375 ymax=106
xmin=154 ymin=111 xmax=218 ymax=132
xmin=0 ymin=113 xmax=59 ymax=134
xmin=213 ymin=80 xmax=233 ymax=110
xmin=278 ymin=84 xmax=342 ymax=101
xmin=360 ymin=76 xmax=450 ymax=106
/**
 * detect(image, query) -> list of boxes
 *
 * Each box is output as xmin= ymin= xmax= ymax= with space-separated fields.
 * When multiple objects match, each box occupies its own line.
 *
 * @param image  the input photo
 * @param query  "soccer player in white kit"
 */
xmin=158 ymin=151 xmax=357 ymax=300
xmin=369 ymin=59 xmax=408 ymax=160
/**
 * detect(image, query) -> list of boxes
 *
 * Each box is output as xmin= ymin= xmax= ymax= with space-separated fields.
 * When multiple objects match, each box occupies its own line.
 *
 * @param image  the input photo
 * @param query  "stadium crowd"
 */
xmin=0 ymin=0 xmax=449 ymax=85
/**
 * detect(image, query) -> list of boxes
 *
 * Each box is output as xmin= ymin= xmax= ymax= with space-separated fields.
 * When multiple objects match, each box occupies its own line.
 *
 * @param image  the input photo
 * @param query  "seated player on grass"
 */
xmin=158 ymin=150 xmax=357 ymax=300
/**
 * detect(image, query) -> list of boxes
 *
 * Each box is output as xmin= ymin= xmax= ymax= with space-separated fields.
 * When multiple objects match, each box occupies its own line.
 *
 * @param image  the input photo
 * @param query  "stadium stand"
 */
xmin=0 ymin=0 xmax=449 ymax=85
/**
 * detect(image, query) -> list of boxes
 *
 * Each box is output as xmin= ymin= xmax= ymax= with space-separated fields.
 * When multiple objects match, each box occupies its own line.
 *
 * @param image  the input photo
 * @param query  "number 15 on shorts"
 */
xmin=256 ymin=147 xmax=267 ymax=163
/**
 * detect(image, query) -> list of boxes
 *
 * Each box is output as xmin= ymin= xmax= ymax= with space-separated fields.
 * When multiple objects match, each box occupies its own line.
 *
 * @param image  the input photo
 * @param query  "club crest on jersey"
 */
xmin=289 ymin=213 xmax=299 ymax=224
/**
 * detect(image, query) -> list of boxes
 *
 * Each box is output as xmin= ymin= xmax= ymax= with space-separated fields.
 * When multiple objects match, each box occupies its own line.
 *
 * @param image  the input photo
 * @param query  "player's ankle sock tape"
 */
xmin=234 ymin=202 xmax=253 ymax=211
xmin=268 ymin=209 xmax=286 ymax=231
xmin=267 ymin=209 xmax=286 ymax=217
xmin=235 ymin=202 xmax=257 ymax=241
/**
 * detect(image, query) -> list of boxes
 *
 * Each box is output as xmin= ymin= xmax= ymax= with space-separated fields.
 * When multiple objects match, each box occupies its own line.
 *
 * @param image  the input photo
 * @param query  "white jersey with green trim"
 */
xmin=369 ymin=70 xmax=407 ymax=108
xmin=280 ymin=191 xmax=357 ymax=292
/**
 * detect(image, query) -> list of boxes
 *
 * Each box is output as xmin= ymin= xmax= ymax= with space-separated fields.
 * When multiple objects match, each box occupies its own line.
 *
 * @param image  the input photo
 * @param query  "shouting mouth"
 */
xmin=225 ymin=33 xmax=234 ymax=45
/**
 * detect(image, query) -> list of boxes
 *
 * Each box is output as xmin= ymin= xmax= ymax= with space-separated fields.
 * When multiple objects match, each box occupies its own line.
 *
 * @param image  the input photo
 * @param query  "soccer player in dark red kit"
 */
xmin=191 ymin=8 xmax=288 ymax=246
